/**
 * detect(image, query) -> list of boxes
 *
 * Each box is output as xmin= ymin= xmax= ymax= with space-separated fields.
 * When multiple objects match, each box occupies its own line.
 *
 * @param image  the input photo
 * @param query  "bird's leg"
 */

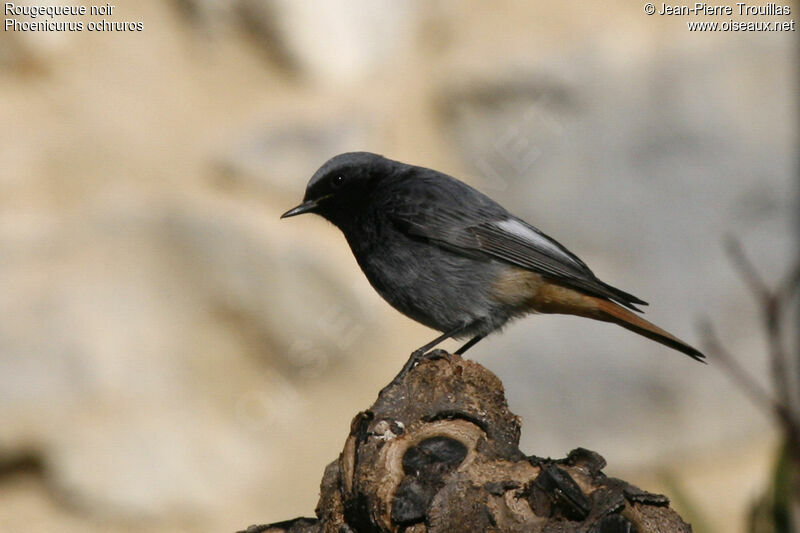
xmin=455 ymin=334 xmax=486 ymax=355
xmin=383 ymin=325 xmax=467 ymax=392
xmin=398 ymin=329 xmax=461 ymax=378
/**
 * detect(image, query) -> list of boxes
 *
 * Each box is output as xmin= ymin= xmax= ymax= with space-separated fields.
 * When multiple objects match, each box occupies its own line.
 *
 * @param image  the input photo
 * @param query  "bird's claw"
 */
xmin=420 ymin=348 xmax=449 ymax=362
xmin=382 ymin=349 xmax=451 ymax=394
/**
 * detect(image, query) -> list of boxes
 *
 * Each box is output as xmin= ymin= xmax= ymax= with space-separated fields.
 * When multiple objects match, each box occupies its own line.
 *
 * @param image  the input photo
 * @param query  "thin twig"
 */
xmin=778 ymin=262 xmax=800 ymax=301
xmin=707 ymin=239 xmax=800 ymax=477
xmin=725 ymin=239 xmax=796 ymax=426
xmin=700 ymin=319 xmax=800 ymax=467
xmin=699 ymin=319 xmax=783 ymax=421
xmin=724 ymin=237 xmax=771 ymax=303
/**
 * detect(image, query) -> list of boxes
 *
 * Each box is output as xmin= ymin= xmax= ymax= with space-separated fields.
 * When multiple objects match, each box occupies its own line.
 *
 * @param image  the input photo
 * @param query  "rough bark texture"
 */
xmin=239 ymin=353 xmax=692 ymax=533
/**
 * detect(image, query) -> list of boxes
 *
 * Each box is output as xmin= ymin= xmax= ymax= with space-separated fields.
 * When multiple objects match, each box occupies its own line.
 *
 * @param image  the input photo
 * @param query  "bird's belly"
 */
xmin=352 ymin=237 xmax=511 ymax=336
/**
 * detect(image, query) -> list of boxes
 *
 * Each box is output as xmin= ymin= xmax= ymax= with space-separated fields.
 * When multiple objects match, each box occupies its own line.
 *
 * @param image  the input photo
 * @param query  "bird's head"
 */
xmin=281 ymin=152 xmax=392 ymax=227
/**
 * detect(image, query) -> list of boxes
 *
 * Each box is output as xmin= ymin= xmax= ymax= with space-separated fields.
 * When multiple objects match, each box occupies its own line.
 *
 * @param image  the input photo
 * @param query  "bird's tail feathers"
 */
xmin=588 ymin=298 xmax=705 ymax=362
xmin=595 ymin=279 xmax=648 ymax=311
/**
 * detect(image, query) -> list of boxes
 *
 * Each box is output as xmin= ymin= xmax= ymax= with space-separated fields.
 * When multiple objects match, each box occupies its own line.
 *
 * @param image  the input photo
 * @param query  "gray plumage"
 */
xmin=282 ymin=151 xmax=703 ymax=362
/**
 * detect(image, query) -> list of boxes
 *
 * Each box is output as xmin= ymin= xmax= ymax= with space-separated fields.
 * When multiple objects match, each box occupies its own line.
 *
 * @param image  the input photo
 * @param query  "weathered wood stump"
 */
xmin=240 ymin=352 xmax=691 ymax=532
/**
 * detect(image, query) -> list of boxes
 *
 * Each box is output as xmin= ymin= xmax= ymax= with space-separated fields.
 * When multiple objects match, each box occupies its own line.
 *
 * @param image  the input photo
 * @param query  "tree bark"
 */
xmin=239 ymin=352 xmax=692 ymax=533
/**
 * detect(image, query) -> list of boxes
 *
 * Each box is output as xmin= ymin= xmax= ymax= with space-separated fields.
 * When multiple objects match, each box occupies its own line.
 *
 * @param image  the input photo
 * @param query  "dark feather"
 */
xmin=380 ymin=168 xmax=647 ymax=312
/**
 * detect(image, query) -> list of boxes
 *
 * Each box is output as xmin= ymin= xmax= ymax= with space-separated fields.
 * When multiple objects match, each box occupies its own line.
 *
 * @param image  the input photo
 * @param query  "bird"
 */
xmin=282 ymin=152 xmax=704 ymax=380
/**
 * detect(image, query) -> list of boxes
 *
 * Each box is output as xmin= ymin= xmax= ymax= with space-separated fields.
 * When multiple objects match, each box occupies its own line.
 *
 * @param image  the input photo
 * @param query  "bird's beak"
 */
xmin=281 ymin=199 xmax=318 ymax=219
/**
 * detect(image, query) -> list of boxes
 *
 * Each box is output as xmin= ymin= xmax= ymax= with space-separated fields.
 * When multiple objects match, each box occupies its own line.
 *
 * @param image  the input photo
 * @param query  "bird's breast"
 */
xmin=343 ymin=223 xmax=506 ymax=334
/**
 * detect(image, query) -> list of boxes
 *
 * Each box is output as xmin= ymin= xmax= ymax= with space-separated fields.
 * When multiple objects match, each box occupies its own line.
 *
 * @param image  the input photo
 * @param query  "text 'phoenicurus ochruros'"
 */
xmin=282 ymin=152 xmax=704 ymax=379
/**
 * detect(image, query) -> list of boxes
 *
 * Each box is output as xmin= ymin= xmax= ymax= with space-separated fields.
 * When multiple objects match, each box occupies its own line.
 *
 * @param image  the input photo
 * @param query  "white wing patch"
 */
xmin=494 ymin=218 xmax=577 ymax=264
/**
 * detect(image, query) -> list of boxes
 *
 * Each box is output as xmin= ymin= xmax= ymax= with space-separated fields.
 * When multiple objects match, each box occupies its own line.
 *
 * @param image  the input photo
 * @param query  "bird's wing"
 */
xmin=384 ymin=176 xmax=647 ymax=310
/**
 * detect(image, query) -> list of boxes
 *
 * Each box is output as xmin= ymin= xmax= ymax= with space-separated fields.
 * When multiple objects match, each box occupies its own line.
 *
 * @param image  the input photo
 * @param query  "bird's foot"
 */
xmin=381 ymin=349 xmax=451 ymax=394
xmin=420 ymin=348 xmax=449 ymax=362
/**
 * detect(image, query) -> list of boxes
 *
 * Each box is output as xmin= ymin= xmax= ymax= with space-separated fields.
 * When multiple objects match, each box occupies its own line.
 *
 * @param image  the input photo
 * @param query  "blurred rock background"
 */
xmin=0 ymin=1 xmax=796 ymax=532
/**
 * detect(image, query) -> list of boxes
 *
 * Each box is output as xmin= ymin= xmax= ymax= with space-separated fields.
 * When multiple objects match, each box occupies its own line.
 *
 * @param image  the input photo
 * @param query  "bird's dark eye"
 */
xmin=331 ymin=175 xmax=345 ymax=188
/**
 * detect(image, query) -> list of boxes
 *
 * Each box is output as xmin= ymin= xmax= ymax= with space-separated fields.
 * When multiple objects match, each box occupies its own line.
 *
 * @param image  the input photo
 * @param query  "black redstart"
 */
xmin=282 ymin=152 xmax=704 ymax=378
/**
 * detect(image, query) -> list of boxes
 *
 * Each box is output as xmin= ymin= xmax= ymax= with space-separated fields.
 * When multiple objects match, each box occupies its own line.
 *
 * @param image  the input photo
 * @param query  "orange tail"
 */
xmin=588 ymin=298 xmax=705 ymax=362
xmin=531 ymin=281 xmax=705 ymax=362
